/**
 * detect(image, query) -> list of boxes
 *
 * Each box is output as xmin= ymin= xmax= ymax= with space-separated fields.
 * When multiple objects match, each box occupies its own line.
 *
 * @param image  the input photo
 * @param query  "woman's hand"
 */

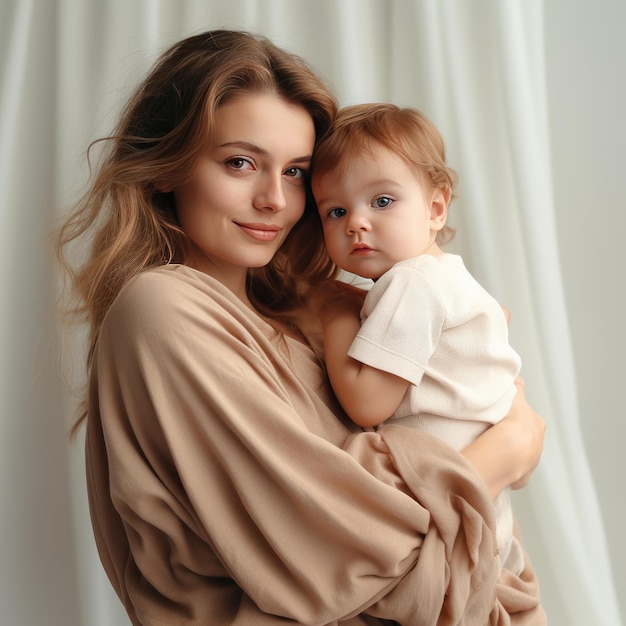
xmin=461 ymin=377 xmax=546 ymax=499
xmin=506 ymin=378 xmax=545 ymax=489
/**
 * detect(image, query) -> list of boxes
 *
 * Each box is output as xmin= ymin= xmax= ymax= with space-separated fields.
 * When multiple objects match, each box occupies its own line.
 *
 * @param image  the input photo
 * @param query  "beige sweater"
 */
xmin=85 ymin=265 xmax=545 ymax=625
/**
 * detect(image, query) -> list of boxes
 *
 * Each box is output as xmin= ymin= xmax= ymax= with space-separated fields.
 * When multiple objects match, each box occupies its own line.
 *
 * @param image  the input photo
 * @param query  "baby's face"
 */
xmin=312 ymin=145 xmax=447 ymax=279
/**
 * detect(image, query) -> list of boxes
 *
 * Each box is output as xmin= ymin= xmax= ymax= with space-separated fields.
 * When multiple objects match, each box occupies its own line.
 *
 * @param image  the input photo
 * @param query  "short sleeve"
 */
xmin=349 ymin=264 xmax=446 ymax=386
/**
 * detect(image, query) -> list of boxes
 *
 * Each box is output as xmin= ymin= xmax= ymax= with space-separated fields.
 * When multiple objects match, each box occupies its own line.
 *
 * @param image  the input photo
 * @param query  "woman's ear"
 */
xmin=155 ymin=180 xmax=174 ymax=193
xmin=429 ymin=187 xmax=450 ymax=231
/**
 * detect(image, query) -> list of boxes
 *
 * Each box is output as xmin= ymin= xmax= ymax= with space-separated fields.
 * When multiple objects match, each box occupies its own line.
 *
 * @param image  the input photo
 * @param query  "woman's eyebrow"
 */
xmin=219 ymin=141 xmax=266 ymax=154
xmin=219 ymin=141 xmax=312 ymax=163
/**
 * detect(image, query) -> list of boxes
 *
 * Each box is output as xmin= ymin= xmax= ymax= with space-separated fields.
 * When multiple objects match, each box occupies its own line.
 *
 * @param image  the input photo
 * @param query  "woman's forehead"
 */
xmin=212 ymin=92 xmax=316 ymax=153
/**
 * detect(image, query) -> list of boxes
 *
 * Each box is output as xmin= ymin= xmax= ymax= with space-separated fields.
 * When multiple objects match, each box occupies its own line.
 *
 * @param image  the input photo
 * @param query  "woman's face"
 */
xmin=173 ymin=92 xmax=316 ymax=295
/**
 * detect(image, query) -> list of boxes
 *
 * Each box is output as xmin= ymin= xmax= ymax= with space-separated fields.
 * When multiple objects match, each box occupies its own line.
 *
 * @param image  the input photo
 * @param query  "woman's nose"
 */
xmin=253 ymin=172 xmax=287 ymax=212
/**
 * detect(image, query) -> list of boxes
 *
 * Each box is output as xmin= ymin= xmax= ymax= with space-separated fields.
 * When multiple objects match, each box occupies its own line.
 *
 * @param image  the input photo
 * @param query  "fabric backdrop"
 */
xmin=1 ymin=1 xmax=622 ymax=624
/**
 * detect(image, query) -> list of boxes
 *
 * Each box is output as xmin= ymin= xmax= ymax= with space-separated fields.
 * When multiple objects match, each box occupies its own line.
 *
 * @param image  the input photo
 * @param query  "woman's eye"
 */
xmin=328 ymin=207 xmax=347 ymax=219
xmin=226 ymin=157 xmax=253 ymax=170
xmin=374 ymin=196 xmax=393 ymax=208
xmin=284 ymin=167 xmax=305 ymax=179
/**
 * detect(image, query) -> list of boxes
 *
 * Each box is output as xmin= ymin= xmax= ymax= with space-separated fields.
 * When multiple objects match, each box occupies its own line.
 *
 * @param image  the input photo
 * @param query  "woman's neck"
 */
xmin=183 ymin=259 xmax=250 ymax=302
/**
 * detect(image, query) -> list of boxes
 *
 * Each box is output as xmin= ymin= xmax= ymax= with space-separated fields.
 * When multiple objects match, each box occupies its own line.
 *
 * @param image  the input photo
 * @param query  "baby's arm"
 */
xmin=320 ymin=285 xmax=410 ymax=428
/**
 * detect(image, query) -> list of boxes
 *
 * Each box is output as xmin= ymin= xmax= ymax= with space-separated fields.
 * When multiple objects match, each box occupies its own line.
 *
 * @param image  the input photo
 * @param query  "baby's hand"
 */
xmin=316 ymin=281 xmax=366 ymax=327
xmin=501 ymin=304 xmax=511 ymax=326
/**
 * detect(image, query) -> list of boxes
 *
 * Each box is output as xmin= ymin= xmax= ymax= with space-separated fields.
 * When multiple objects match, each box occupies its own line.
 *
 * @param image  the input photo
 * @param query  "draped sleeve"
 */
xmin=85 ymin=265 xmax=544 ymax=625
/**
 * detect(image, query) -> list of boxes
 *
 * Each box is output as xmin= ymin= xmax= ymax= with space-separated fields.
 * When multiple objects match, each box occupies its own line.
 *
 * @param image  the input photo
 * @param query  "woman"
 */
xmin=57 ymin=29 xmax=546 ymax=625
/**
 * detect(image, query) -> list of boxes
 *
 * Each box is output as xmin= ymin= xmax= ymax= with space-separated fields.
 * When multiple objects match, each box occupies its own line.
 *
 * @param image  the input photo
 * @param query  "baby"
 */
xmin=312 ymin=103 xmax=524 ymax=574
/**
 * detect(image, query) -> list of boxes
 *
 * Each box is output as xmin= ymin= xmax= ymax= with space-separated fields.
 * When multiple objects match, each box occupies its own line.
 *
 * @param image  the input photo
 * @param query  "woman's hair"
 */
xmin=57 ymin=30 xmax=338 ymax=387
xmin=311 ymin=103 xmax=457 ymax=243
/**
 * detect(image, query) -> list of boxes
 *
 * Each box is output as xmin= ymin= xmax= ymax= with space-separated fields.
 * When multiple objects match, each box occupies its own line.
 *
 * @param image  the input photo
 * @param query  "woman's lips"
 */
xmin=237 ymin=222 xmax=281 ymax=242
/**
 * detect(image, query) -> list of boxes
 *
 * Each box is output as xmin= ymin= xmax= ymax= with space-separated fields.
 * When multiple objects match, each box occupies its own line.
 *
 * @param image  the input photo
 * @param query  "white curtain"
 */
xmin=1 ymin=1 xmax=622 ymax=624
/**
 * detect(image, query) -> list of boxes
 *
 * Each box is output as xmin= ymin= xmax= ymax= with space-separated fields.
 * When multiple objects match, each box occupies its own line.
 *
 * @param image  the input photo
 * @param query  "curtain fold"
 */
xmin=1 ymin=1 xmax=621 ymax=624
xmin=492 ymin=4 xmax=621 ymax=623
xmin=1 ymin=2 xmax=84 ymax=625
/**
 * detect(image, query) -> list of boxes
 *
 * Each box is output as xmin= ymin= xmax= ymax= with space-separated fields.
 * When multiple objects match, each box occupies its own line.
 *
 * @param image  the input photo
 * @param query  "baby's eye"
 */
xmin=374 ymin=196 xmax=393 ymax=209
xmin=328 ymin=207 xmax=347 ymax=219
xmin=226 ymin=157 xmax=254 ymax=170
xmin=284 ymin=167 xmax=306 ymax=179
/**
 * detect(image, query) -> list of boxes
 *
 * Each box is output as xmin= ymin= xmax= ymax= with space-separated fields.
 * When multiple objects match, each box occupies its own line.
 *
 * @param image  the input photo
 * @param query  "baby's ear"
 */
xmin=429 ymin=187 xmax=450 ymax=231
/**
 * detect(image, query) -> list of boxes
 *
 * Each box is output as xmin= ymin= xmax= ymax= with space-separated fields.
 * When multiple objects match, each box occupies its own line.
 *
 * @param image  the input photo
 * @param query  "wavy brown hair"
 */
xmin=56 ymin=30 xmax=338 ymax=430
xmin=311 ymin=103 xmax=457 ymax=244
